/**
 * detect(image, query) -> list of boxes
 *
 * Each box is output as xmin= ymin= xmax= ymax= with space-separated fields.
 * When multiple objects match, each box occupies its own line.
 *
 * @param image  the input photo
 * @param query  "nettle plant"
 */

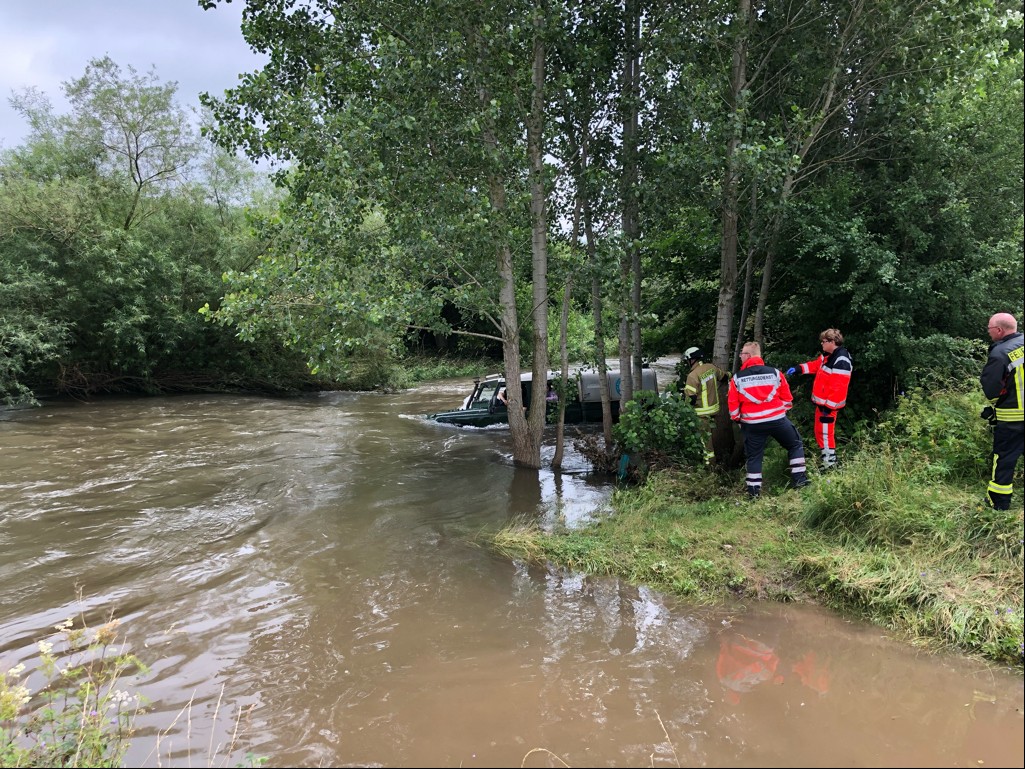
xmin=1 ymin=615 xmax=148 ymax=768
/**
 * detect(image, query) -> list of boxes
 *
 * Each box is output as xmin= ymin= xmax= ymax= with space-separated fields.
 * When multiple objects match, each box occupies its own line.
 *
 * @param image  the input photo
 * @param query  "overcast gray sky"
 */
xmin=0 ymin=0 xmax=267 ymax=151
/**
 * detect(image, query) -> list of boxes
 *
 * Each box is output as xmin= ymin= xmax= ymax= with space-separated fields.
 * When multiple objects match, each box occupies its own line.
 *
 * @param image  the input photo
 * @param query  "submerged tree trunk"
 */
xmin=482 ymin=114 xmax=535 ymax=467
xmin=553 ymin=273 xmax=572 ymax=469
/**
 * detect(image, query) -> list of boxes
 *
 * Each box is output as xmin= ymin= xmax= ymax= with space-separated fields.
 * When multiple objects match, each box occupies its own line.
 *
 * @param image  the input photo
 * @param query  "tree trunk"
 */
xmin=711 ymin=0 xmax=751 ymax=466
xmin=522 ymin=8 xmax=549 ymax=469
xmin=481 ymin=111 xmax=533 ymax=466
xmin=586 ymin=202 xmax=615 ymax=448
xmin=553 ymin=274 xmax=572 ymax=469
xmin=753 ymin=244 xmax=773 ymax=345
xmin=618 ymin=0 xmax=642 ymax=401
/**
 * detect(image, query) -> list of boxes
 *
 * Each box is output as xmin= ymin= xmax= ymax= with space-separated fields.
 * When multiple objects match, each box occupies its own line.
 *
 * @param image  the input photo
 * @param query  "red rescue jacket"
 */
xmin=728 ymin=356 xmax=794 ymax=424
xmin=799 ymin=346 xmax=853 ymax=410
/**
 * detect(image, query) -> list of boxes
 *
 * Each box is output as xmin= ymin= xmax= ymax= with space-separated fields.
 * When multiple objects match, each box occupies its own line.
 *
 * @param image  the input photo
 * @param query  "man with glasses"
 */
xmin=980 ymin=313 xmax=1023 ymax=511
xmin=728 ymin=342 xmax=810 ymax=498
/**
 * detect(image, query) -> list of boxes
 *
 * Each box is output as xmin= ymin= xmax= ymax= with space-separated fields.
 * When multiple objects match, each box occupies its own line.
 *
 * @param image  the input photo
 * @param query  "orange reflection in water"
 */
xmin=791 ymin=650 xmax=830 ymax=695
xmin=716 ymin=635 xmax=784 ymax=704
xmin=717 ymin=636 xmax=831 ymax=704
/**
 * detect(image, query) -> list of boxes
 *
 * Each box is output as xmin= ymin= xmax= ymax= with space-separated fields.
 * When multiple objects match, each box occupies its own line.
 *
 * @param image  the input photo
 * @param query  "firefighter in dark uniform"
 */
xmin=980 ymin=313 xmax=1024 ymax=511
xmin=682 ymin=346 xmax=728 ymax=418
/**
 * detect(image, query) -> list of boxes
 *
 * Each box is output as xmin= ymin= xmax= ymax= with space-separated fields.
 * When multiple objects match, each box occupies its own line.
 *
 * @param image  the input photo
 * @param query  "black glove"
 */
xmin=980 ymin=406 xmax=997 ymax=425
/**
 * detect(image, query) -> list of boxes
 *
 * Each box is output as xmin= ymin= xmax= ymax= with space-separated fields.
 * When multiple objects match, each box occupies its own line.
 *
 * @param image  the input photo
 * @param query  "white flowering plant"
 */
xmin=1 ymin=613 xmax=148 ymax=768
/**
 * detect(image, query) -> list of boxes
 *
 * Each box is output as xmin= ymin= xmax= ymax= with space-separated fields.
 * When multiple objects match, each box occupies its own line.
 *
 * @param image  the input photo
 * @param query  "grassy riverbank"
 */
xmin=491 ymin=388 xmax=1024 ymax=668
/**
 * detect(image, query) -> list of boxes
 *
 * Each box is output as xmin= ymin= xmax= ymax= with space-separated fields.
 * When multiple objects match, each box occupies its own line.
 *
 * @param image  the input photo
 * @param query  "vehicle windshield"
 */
xmin=472 ymin=381 xmax=501 ymax=408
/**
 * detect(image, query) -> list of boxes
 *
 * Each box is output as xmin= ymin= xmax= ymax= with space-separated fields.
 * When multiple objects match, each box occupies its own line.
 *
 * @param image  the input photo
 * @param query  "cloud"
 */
xmin=0 ymin=0 xmax=266 ymax=150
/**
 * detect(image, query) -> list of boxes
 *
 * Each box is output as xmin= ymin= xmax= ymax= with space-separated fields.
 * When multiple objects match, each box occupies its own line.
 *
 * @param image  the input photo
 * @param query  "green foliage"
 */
xmin=392 ymin=353 xmax=500 ymax=388
xmin=200 ymin=0 xmax=549 ymax=403
xmin=0 ymin=261 xmax=69 ymax=405
xmin=547 ymin=301 xmax=596 ymax=367
xmin=866 ymin=387 xmax=993 ymax=483
xmin=200 ymin=191 xmax=417 ymax=385
xmin=1 ymin=616 xmax=147 ymax=768
xmin=612 ymin=390 xmax=707 ymax=470
xmin=0 ymin=58 xmax=321 ymax=399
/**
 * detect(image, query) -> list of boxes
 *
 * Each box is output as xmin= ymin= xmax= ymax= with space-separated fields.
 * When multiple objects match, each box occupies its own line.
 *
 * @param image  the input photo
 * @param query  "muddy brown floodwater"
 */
xmin=1 ymin=375 xmax=1021 ymax=767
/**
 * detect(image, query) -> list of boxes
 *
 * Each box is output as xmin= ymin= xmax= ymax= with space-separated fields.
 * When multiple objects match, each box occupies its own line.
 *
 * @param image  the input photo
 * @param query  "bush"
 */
xmin=612 ymin=390 xmax=707 ymax=475
xmin=866 ymin=387 xmax=993 ymax=484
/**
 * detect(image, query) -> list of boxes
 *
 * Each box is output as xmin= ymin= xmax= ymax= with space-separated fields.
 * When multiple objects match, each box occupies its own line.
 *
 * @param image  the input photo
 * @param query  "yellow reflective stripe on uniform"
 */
xmin=996 ymin=350 xmax=1024 ymax=420
xmin=690 ymin=365 xmax=721 ymax=415
xmin=988 ymin=454 xmax=1008 ymax=495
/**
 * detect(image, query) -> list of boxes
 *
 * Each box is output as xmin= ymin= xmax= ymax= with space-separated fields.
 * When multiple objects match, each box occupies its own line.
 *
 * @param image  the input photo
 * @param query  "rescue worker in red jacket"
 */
xmin=980 ymin=312 xmax=1024 ymax=511
xmin=728 ymin=341 xmax=810 ymax=498
xmin=786 ymin=328 xmax=853 ymax=470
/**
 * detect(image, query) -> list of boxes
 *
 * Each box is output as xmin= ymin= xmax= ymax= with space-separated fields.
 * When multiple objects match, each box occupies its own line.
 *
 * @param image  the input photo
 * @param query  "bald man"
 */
xmin=980 ymin=313 xmax=1023 ymax=510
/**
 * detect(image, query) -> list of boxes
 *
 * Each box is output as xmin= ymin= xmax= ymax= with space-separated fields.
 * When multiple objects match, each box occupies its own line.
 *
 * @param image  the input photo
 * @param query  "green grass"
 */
xmin=397 ymin=353 xmax=500 ymax=384
xmin=489 ymin=387 xmax=1024 ymax=667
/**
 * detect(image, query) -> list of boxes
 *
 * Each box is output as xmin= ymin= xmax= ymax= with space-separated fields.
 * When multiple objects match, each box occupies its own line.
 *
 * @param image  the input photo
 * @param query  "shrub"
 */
xmin=1 ymin=612 xmax=267 ymax=768
xmin=799 ymin=445 xmax=961 ymax=544
xmin=867 ymin=387 xmax=993 ymax=484
xmin=612 ymin=390 xmax=707 ymax=475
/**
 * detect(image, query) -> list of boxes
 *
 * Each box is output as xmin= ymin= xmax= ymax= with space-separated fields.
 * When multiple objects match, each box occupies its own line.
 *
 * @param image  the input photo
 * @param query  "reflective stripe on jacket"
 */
xmin=728 ymin=357 xmax=794 ymax=424
xmin=799 ymin=346 xmax=853 ymax=410
xmin=685 ymin=362 xmax=727 ymax=416
xmin=981 ymin=332 xmax=1024 ymax=422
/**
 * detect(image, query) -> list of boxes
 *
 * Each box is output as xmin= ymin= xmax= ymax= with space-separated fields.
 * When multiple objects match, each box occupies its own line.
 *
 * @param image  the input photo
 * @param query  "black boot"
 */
xmin=989 ymin=491 xmax=1011 ymax=511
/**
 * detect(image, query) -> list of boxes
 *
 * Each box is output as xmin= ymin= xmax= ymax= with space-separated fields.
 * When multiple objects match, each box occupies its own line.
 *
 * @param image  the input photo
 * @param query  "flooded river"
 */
xmin=0 ymin=376 xmax=1022 ymax=767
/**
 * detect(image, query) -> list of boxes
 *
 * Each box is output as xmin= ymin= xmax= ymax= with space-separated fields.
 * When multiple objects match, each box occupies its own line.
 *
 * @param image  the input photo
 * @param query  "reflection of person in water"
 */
xmin=790 ymin=650 xmax=830 ymax=694
xmin=716 ymin=634 xmax=830 ymax=704
xmin=716 ymin=635 xmax=783 ymax=704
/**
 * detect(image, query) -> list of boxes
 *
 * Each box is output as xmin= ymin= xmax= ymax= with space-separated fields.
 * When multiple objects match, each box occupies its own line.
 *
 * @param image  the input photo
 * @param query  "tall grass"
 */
xmin=1 ymin=607 xmax=265 ymax=768
xmin=2 ymin=613 xmax=146 ymax=768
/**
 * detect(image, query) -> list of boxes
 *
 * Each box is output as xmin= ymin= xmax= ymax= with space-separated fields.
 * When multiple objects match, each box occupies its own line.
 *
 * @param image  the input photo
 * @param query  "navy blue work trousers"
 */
xmin=740 ymin=417 xmax=808 ymax=497
xmin=988 ymin=421 xmax=1024 ymax=510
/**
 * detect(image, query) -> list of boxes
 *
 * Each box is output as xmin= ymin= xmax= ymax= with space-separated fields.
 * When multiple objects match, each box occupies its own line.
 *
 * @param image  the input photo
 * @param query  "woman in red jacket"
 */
xmin=787 ymin=328 xmax=853 ymax=470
